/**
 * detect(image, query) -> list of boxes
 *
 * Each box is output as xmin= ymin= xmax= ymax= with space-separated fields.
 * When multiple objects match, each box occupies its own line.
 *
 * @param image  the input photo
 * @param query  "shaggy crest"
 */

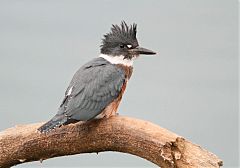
xmin=100 ymin=21 xmax=139 ymax=54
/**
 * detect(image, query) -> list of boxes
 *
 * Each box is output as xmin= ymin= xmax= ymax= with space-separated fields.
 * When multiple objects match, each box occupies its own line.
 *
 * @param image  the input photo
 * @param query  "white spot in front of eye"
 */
xmin=127 ymin=44 xmax=132 ymax=48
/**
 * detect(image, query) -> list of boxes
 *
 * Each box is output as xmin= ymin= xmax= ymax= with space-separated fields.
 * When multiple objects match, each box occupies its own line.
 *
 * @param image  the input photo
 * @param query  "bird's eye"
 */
xmin=120 ymin=44 xmax=124 ymax=48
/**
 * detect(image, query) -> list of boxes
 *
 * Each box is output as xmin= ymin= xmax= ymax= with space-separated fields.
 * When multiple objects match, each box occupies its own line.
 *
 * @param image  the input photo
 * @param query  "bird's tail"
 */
xmin=38 ymin=114 xmax=68 ymax=133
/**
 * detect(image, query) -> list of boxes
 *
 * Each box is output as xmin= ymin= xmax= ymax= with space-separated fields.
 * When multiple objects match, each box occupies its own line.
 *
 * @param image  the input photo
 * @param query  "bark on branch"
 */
xmin=0 ymin=116 xmax=222 ymax=168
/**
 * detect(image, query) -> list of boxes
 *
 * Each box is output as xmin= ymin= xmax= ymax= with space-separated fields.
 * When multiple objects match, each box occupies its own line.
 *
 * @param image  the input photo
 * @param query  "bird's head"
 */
xmin=100 ymin=21 xmax=156 ymax=63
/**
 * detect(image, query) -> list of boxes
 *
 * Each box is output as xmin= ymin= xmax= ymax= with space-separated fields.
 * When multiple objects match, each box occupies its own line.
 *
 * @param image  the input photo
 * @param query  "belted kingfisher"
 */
xmin=38 ymin=21 xmax=156 ymax=133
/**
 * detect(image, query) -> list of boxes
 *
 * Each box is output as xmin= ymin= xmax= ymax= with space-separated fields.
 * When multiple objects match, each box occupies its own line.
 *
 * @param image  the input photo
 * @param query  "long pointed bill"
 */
xmin=130 ymin=46 xmax=156 ymax=55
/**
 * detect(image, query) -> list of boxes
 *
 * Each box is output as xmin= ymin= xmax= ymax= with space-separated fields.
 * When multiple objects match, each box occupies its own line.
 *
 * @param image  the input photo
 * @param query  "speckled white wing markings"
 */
xmin=67 ymin=86 xmax=73 ymax=96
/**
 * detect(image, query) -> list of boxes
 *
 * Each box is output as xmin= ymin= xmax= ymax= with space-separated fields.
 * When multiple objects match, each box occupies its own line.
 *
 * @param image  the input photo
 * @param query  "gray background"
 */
xmin=0 ymin=0 xmax=238 ymax=167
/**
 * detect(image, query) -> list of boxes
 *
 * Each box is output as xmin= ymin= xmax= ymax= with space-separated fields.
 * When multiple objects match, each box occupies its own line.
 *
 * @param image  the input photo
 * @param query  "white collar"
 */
xmin=99 ymin=54 xmax=134 ymax=66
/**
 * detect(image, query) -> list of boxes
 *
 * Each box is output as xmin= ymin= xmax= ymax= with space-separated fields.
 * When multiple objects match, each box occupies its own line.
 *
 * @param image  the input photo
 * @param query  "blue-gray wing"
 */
xmin=58 ymin=57 xmax=125 ymax=121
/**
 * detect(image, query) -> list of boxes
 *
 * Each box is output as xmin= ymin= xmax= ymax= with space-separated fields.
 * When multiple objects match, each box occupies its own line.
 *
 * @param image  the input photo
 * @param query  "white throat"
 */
xmin=99 ymin=54 xmax=134 ymax=66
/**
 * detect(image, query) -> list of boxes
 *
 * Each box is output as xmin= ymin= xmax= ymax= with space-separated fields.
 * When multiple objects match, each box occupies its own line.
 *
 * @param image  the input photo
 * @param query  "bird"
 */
xmin=38 ymin=21 xmax=156 ymax=133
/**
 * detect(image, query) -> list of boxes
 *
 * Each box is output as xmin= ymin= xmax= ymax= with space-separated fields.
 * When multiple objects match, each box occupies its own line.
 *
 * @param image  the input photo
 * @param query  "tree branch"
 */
xmin=0 ymin=116 xmax=222 ymax=168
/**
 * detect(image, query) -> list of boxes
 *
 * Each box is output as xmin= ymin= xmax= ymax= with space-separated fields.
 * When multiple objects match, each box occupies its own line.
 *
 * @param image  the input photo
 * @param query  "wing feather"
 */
xmin=57 ymin=57 xmax=125 ymax=121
